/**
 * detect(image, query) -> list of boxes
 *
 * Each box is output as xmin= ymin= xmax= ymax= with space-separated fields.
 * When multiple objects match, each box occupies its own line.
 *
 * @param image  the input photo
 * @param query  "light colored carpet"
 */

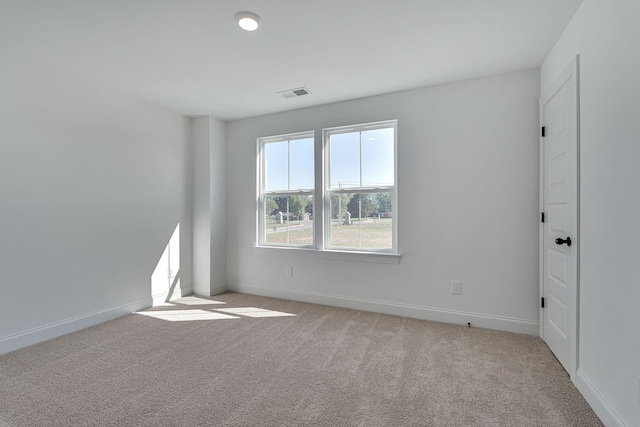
xmin=0 ymin=292 xmax=602 ymax=426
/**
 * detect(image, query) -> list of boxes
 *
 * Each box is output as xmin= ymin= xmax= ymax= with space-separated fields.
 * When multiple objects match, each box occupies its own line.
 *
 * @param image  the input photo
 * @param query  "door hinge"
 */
xmin=541 ymin=212 xmax=545 ymax=223
xmin=541 ymin=297 xmax=545 ymax=308
xmin=541 ymin=126 xmax=546 ymax=137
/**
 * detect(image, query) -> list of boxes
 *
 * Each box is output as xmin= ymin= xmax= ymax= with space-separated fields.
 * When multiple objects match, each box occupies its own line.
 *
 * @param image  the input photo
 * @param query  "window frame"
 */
xmin=256 ymin=120 xmax=398 ymax=257
xmin=323 ymin=120 xmax=398 ymax=254
xmin=257 ymin=130 xmax=315 ymax=248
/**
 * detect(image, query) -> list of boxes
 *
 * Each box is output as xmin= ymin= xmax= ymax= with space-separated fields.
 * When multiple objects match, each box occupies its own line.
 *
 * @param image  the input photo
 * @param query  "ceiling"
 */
xmin=1 ymin=0 xmax=583 ymax=121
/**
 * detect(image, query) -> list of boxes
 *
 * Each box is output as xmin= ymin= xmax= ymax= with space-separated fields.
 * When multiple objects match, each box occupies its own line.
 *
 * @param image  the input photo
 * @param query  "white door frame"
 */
xmin=539 ymin=55 xmax=580 ymax=383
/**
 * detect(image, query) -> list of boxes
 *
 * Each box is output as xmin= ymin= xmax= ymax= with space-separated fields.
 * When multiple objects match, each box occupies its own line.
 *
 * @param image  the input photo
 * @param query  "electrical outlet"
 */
xmin=451 ymin=280 xmax=462 ymax=295
xmin=285 ymin=266 xmax=293 ymax=277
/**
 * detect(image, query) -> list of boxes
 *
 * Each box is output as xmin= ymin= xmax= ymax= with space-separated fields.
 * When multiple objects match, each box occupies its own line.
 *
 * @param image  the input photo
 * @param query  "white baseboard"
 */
xmin=576 ymin=369 xmax=628 ymax=427
xmin=180 ymin=284 xmax=193 ymax=296
xmin=211 ymin=284 xmax=226 ymax=295
xmin=192 ymin=284 xmax=208 ymax=296
xmin=192 ymin=283 xmax=227 ymax=297
xmin=0 ymin=297 xmax=151 ymax=355
xmin=151 ymin=284 xmax=193 ymax=306
xmin=227 ymin=284 xmax=539 ymax=335
xmin=152 ymin=292 xmax=172 ymax=305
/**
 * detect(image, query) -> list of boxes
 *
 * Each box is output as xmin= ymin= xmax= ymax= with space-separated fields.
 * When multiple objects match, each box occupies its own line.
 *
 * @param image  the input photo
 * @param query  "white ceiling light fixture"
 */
xmin=235 ymin=11 xmax=261 ymax=31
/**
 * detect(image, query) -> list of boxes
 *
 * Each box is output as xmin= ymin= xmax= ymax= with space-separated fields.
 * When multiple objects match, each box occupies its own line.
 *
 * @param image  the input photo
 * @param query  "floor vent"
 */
xmin=277 ymin=87 xmax=311 ymax=99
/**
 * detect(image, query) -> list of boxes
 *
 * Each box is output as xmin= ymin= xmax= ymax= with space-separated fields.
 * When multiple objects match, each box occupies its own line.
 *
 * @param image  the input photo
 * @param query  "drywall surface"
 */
xmin=0 ymin=63 xmax=192 ymax=352
xmin=226 ymin=69 xmax=541 ymax=333
xmin=192 ymin=117 xmax=211 ymax=294
xmin=192 ymin=116 xmax=227 ymax=296
xmin=209 ymin=117 xmax=227 ymax=294
xmin=541 ymin=1 xmax=640 ymax=426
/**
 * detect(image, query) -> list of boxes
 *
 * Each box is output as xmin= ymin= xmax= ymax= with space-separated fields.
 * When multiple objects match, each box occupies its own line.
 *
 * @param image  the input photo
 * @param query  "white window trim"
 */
xmin=257 ymin=131 xmax=315 ymax=248
xmin=256 ymin=120 xmax=400 ymax=262
xmin=323 ymin=119 xmax=398 ymax=254
xmin=253 ymin=245 xmax=400 ymax=264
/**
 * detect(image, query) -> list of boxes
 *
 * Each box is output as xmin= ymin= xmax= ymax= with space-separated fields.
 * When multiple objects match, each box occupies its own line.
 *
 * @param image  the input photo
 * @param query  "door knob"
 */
xmin=555 ymin=237 xmax=572 ymax=247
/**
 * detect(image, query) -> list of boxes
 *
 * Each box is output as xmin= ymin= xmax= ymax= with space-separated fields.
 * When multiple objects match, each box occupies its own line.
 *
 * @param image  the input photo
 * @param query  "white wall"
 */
xmin=0 ymin=64 xmax=192 ymax=353
xmin=192 ymin=116 xmax=227 ymax=296
xmin=225 ymin=69 xmax=541 ymax=334
xmin=541 ymin=1 xmax=640 ymax=426
xmin=192 ymin=117 xmax=211 ymax=295
xmin=209 ymin=117 xmax=228 ymax=294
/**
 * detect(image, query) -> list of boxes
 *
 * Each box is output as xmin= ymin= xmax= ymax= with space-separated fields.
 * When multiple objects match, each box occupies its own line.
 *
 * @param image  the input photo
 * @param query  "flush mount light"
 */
xmin=235 ymin=11 xmax=261 ymax=31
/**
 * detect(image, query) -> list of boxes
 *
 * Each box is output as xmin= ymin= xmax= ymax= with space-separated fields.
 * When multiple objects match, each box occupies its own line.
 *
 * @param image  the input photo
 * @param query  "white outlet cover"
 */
xmin=451 ymin=281 xmax=462 ymax=295
xmin=285 ymin=266 xmax=293 ymax=277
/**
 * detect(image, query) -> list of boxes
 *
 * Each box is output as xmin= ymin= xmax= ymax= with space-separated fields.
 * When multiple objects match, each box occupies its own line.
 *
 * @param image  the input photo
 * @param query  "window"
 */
xmin=324 ymin=120 xmax=397 ymax=252
xmin=257 ymin=120 xmax=397 ymax=255
xmin=258 ymin=131 xmax=314 ymax=247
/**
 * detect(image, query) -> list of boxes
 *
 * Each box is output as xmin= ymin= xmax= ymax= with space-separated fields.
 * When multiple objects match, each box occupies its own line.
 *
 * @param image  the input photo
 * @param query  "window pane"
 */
xmin=329 ymin=193 xmax=357 ymax=247
xmin=264 ymin=195 xmax=313 ymax=246
xmin=264 ymin=141 xmax=288 ymax=191
xmin=289 ymin=137 xmax=314 ymax=190
xmin=264 ymin=196 xmax=286 ymax=245
xmin=360 ymin=192 xmax=393 ymax=249
xmin=330 ymin=132 xmax=360 ymax=189
xmin=361 ymin=128 xmax=394 ymax=187
xmin=328 ymin=192 xmax=393 ymax=249
xmin=288 ymin=195 xmax=313 ymax=245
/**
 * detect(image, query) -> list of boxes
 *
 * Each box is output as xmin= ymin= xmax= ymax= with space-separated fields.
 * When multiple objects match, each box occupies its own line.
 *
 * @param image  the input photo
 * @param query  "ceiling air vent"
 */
xmin=277 ymin=87 xmax=311 ymax=99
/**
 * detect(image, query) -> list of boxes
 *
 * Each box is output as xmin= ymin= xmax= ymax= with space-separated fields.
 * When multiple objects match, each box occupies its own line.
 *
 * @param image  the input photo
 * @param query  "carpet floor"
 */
xmin=0 ymin=292 xmax=602 ymax=426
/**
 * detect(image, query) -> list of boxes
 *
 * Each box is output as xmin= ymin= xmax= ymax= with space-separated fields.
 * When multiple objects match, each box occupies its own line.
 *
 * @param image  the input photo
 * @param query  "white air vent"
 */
xmin=277 ymin=87 xmax=311 ymax=99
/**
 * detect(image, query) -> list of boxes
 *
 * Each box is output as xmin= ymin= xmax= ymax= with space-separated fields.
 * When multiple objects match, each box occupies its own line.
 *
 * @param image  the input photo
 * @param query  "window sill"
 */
xmin=253 ymin=246 xmax=401 ymax=264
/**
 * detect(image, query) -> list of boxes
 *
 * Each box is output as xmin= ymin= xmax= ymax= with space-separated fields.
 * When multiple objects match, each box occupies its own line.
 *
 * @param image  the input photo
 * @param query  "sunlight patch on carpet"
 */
xmin=172 ymin=296 xmax=227 ymax=306
xmin=215 ymin=307 xmax=296 ymax=318
xmin=137 ymin=309 xmax=239 ymax=321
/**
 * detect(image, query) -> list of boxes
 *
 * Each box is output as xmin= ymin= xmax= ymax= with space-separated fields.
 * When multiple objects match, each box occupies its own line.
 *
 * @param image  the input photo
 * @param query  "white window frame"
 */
xmin=256 ymin=121 xmax=399 ymax=259
xmin=257 ymin=131 xmax=315 ymax=248
xmin=322 ymin=120 xmax=398 ymax=254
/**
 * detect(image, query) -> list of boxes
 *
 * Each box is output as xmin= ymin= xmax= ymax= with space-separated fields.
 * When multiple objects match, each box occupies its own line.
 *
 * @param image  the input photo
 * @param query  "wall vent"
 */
xmin=277 ymin=87 xmax=311 ymax=99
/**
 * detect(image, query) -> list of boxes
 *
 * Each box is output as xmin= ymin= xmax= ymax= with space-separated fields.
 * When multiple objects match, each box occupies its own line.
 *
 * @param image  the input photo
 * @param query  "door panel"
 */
xmin=541 ymin=57 xmax=578 ymax=381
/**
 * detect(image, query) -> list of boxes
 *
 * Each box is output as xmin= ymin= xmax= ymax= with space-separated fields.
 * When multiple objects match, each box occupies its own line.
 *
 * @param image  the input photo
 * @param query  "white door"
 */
xmin=541 ymin=57 xmax=579 ymax=381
